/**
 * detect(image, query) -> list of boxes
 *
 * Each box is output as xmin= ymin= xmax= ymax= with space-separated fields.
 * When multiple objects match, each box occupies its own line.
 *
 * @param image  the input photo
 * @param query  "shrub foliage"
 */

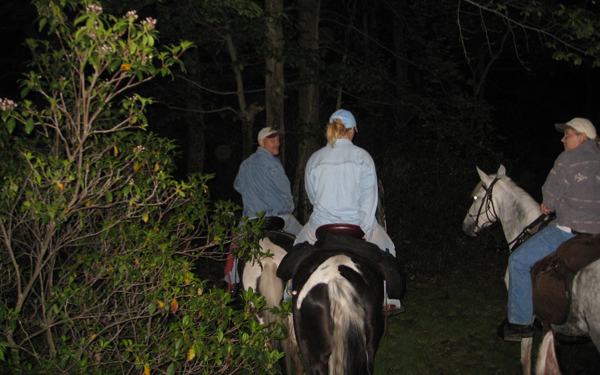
xmin=0 ymin=1 xmax=284 ymax=373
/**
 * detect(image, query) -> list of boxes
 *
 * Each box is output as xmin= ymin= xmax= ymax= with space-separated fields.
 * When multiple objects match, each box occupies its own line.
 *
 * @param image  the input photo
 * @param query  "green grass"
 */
xmin=373 ymin=233 xmax=600 ymax=375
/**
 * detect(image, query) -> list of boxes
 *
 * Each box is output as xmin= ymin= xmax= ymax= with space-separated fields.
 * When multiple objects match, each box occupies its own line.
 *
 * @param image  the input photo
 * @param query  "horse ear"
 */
xmin=497 ymin=165 xmax=506 ymax=176
xmin=476 ymin=166 xmax=494 ymax=187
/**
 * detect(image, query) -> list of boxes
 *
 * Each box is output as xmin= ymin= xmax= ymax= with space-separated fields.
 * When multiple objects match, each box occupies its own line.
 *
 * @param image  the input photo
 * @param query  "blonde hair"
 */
xmin=326 ymin=119 xmax=350 ymax=146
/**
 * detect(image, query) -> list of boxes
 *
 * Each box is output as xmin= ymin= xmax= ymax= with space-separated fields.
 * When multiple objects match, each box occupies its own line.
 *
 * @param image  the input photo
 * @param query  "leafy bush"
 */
xmin=0 ymin=1 xmax=285 ymax=373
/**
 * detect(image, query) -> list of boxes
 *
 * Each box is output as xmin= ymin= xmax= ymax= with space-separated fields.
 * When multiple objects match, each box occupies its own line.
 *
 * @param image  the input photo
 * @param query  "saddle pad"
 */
xmin=277 ymin=233 xmax=406 ymax=300
xmin=277 ymin=233 xmax=383 ymax=280
xmin=531 ymin=234 xmax=600 ymax=325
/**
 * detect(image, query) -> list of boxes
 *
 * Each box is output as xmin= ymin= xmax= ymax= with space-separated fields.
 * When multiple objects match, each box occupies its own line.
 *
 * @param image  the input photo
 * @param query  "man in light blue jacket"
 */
xmin=234 ymin=127 xmax=302 ymax=234
xmin=225 ymin=127 xmax=302 ymax=292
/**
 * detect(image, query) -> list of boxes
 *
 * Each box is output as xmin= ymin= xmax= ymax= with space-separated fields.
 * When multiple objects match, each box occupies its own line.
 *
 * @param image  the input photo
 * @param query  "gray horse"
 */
xmin=462 ymin=165 xmax=600 ymax=375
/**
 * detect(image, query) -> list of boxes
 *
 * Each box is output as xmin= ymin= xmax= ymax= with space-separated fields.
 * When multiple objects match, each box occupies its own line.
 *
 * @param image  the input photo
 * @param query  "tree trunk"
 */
xmin=224 ymin=33 xmax=264 ymax=160
xmin=295 ymin=0 xmax=321 ymax=222
xmin=265 ymin=0 xmax=285 ymax=165
xmin=184 ymin=48 xmax=205 ymax=175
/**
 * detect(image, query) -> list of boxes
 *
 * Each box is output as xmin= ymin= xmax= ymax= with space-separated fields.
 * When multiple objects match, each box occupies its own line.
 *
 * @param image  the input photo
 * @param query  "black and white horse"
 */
xmin=242 ymin=229 xmax=390 ymax=375
xmin=240 ymin=182 xmax=396 ymax=375
xmin=462 ymin=165 xmax=600 ymax=375
xmin=289 ymin=240 xmax=385 ymax=375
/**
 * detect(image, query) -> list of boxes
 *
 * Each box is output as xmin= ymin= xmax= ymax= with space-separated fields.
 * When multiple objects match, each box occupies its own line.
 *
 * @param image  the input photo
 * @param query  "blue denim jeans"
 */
xmin=507 ymin=225 xmax=575 ymax=325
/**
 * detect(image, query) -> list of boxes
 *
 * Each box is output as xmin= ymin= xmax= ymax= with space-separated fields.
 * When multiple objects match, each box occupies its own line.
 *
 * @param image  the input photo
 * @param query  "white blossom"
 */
xmin=126 ymin=10 xmax=138 ymax=21
xmin=141 ymin=17 xmax=157 ymax=31
xmin=86 ymin=4 xmax=103 ymax=14
xmin=0 ymin=99 xmax=17 ymax=111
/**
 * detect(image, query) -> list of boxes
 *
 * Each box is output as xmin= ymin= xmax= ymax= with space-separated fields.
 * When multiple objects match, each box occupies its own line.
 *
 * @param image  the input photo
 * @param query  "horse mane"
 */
xmin=500 ymin=176 xmax=539 ymax=208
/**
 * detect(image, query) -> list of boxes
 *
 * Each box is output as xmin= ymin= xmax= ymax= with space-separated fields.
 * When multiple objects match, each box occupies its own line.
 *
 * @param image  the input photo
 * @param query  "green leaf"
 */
xmin=106 ymin=190 xmax=113 ymax=202
xmin=25 ymin=117 xmax=35 ymax=134
xmin=166 ymin=363 xmax=176 ymax=375
xmin=6 ymin=118 xmax=16 ymax=133
xmin=38 ymin=17 xmax=47 ymax=32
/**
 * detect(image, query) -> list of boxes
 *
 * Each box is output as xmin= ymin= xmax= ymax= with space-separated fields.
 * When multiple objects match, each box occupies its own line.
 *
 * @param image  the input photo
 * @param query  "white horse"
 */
xmin=462 ymin=165 xmax=600 ymax=375
xmin=240 ymin=233 xmax=304 ymax=375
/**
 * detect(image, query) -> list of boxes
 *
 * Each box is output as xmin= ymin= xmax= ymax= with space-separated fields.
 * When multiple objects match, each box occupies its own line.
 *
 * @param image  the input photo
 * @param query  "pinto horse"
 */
xmin=238 ymin=223 xmax=304 ymax=375
xmin=462 ymin=165 xmax=600 ymax=375
xmin=281 ymin=229 xmax=387 ymax=375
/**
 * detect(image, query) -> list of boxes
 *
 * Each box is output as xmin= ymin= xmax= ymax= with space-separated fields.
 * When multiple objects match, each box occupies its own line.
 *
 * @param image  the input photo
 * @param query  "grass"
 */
xmin=373 ymin=233 xmax=600 ymax=374
xmin=205 ymin=225 xmax=599 ymax=374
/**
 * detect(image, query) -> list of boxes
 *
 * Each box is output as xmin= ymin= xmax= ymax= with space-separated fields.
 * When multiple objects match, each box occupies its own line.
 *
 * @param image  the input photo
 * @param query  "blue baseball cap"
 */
xmin=329 ymin=109 xmax=357 ymax=132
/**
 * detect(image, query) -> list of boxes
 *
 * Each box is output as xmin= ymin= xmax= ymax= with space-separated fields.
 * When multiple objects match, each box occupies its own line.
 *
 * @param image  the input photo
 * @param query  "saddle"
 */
xmin=315 ymin=223 xmax=364 ymax=240
xmin=277 ymin=228 xmax=406 ymax=300
xmin=531 ymin=233 xmax=600 ymax=325
xmin=260 ymin=216 xmax=285 ymax=232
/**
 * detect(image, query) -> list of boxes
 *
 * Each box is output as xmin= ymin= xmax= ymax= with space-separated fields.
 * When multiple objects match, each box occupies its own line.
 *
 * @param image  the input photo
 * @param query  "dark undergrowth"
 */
xmin=196 ymin=221 xmax=600 ymax=374
xmin=375 ymin=228 xmax=600 ymax=375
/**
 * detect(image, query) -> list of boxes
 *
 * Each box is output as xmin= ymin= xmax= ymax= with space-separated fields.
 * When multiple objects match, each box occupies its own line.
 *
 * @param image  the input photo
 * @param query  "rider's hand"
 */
xmin=540 ymin=203 xmax=554 ymax=215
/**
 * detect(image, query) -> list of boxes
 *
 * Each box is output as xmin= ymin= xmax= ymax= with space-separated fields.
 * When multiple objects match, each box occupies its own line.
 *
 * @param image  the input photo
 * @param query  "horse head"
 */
xmin=462 ymin=165 xmax=507 ymax=237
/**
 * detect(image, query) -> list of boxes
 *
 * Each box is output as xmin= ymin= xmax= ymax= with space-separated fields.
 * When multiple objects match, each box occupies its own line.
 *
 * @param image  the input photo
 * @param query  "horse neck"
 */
xmin=492 ymin=182 xmax=542 ymax=246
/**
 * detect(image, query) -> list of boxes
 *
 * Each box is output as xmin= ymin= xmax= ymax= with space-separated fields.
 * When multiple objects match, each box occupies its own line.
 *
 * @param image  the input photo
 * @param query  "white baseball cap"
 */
xmin=329 ymin=109 xmax=357 ymax=131
xmin=555 ymin=118 xmax=597 ymax=140
xmin=257 ymin=127 xmax=284 ymax=141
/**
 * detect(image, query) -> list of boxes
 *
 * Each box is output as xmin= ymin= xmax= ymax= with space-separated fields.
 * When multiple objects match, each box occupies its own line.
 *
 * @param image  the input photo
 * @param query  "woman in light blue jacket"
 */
xmin=295 ymin=109 xmax=402 ymax=315
xmin=295 ymin=109 xmax=394 ymax=254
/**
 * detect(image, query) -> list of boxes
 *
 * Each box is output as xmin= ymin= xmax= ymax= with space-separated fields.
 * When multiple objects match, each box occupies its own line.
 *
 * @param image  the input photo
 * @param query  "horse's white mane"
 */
xmin=472 ymin=174 xmax=538 ymax=207
xmin=482 ymin=173 xmax=542 ymax=245
xmin=498 ymin=175 xmax=540 ymax=208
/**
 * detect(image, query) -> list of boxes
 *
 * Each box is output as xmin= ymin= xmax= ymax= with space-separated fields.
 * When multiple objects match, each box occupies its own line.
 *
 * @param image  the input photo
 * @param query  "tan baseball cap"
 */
xmin=555 ymin=118 xmax=597 ymax=140
xmin=257 ymin=127 xmax=285 ymax=141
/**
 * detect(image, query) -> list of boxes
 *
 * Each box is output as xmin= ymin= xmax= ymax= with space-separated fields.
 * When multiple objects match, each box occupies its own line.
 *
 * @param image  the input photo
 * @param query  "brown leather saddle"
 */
xmin=315 ymin=223 xmax=364 ymax=240
xmin=531 ymin=233 xmax=600 ymax=325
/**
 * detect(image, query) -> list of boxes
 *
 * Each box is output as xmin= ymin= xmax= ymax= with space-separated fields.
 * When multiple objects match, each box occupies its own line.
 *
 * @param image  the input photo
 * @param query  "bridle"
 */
xmin=468 ymin=177 xmax=551 ymax=252
xmin=468 ymin=177 xmax=501 ymax=233
xmin=467 ymin=178 xmax=510 ymax=251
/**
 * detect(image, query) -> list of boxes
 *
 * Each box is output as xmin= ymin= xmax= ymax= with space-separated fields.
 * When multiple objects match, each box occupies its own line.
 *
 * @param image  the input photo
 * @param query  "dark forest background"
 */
xmin=2 ymin=0 xmax=600 ymax=246
xmin=2 ymin=1 xmax=600 ymax=373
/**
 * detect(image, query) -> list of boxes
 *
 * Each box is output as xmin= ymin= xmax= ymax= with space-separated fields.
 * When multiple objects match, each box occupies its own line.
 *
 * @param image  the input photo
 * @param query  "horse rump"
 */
xmin=293 ymin=252 xmax=384 ymax=375
xmin=329 ymin=276 xmax=370 ymax=375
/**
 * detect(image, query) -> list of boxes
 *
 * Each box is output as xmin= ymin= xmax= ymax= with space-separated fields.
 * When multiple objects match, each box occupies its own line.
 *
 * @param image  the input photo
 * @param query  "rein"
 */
xmin=470 ymin=177 xmax=552 ymax=252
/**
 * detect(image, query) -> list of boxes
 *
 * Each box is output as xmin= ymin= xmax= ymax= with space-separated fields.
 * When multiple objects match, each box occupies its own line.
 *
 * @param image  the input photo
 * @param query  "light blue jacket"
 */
xmin=234 ymin=147 xmax=295 ymax=218
xmin=305 ymin=139 xmax=378 ymax=240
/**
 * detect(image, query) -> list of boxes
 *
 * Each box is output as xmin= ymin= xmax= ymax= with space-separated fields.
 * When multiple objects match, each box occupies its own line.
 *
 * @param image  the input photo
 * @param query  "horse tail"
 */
xmin=329 ymin=276 xmax=368 ymax=375
xmin=257 ymin=260 xmax=302 ymax=375
xmin=535 ymin=331 xmax=562 ymax=375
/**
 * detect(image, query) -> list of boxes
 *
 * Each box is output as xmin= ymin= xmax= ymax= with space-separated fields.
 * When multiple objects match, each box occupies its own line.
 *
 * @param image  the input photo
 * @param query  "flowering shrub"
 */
xmin=0 ymin=1 xmax=284 ymax=373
